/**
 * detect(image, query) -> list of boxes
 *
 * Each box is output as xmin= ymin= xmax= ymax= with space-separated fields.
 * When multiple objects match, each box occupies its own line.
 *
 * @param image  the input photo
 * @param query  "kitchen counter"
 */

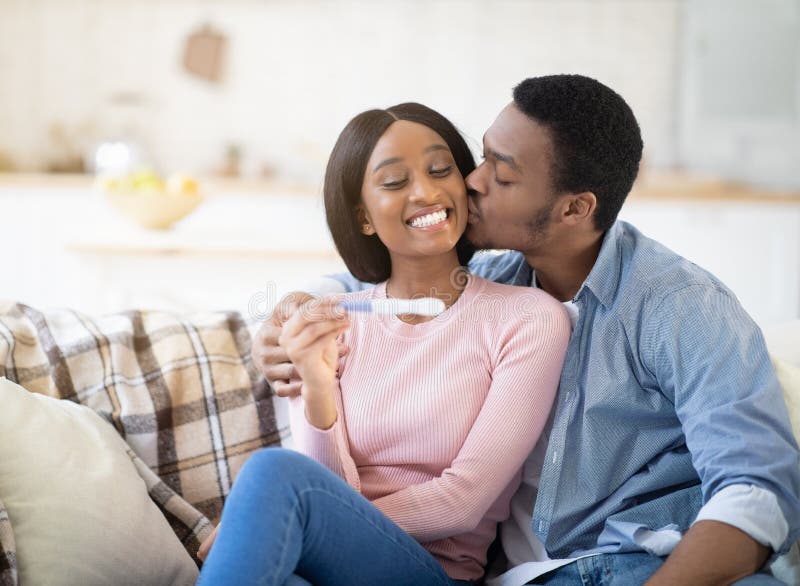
xmin=0 ymin=172 xmax=320 ymax=197
xmin=1 ymin=172 xmax=798 ymax=325
xmin=0 ymin=176 xmax=345 ymax=315
xmin=631 ymin=171 xmax=800 ymax=203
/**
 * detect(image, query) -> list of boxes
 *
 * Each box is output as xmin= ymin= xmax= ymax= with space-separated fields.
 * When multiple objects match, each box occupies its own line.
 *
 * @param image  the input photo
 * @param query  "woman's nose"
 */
xmin=409 ymin=175 xmax=442 ymax=203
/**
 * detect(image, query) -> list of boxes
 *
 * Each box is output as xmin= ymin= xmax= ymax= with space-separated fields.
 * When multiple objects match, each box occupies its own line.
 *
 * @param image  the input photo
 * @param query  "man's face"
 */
xmin=465 ymin=103 xmax=559 ymax=254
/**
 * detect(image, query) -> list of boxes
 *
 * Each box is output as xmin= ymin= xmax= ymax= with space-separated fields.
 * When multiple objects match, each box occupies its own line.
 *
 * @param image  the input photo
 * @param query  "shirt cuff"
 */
xmin=301 ymin=416 xmax=340 ymax=460
xmin=693 ymin=484 xmax=789 ymax=552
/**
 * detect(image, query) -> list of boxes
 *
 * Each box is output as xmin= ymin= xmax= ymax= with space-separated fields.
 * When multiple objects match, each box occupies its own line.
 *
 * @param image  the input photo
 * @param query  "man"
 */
xmin=255 ymin=75 xmax=800 ymax=585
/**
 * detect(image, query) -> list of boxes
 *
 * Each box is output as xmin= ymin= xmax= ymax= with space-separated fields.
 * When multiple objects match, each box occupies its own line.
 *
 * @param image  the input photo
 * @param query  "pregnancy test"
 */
xmin=337 ymin=298 xmax=446 ymax=317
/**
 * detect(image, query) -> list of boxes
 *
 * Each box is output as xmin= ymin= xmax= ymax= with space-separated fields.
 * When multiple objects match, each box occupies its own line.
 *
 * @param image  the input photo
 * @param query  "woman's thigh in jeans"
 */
xmin=206 ymin=448 xmax=462 ymax=586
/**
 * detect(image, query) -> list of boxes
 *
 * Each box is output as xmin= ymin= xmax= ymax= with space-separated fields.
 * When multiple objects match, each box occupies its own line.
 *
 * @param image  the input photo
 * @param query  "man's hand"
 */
xmin=197 ymin=524 xmax=218 ymax=562
xmin=644 ymin=520 xmax=770 ymax=586
xmin=253 ymin=292 xmax=317 ymax=397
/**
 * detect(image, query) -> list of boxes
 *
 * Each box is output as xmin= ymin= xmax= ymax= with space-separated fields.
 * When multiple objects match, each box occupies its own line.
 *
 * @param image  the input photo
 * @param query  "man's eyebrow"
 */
xmin=372 ymin=145 xmax=449 ymax=172
xmin=486 ymin=148 xmax=521 ymax=172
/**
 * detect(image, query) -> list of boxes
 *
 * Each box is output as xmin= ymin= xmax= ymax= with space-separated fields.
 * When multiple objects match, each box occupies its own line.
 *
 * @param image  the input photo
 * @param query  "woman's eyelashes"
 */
xmin=382 ymin=177 xmax=407 ymax=189
xmin=380 ymin=164 xmax=453 ymax=189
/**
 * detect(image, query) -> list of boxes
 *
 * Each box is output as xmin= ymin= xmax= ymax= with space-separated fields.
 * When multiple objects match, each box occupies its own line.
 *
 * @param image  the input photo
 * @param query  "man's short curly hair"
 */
xmin=513 ymin=75 xmax=643 ymax=232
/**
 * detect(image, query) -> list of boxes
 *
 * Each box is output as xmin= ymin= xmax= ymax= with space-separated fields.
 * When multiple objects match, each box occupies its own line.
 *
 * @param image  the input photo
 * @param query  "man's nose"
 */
xmin=465 ymin=163 xmax=485 ymax=195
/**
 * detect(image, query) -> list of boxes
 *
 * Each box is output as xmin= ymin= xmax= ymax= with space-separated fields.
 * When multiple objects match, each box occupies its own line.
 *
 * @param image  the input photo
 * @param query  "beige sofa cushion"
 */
xmin=0 ymin=377 xmax=199 ymax=586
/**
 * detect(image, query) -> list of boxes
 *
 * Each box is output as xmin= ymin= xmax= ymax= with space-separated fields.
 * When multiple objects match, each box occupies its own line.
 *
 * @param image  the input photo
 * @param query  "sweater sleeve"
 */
xmin=371 ymin=295 xmax=571 ymax=542
xmin=288 ymin=385 xmax=362 ymax=492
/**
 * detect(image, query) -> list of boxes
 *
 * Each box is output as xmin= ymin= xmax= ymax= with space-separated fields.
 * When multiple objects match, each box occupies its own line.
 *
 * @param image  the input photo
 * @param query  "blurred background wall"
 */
xmin=1 ymin=0 xmax=685 ymax=181
xmin=3 ymin=0 xmax=797 ymax=186
xmin=0 ymin=0 xmax=798 ymax=324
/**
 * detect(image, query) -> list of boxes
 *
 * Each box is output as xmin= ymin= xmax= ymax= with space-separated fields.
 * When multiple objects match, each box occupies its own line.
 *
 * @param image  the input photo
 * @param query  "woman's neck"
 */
xmin=385 ymin=252 xmax=467 ymax=322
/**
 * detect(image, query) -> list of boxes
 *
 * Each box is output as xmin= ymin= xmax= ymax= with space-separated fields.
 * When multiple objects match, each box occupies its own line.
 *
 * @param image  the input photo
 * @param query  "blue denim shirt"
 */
xmin=329 ymin=220 xmax=800 ymax=557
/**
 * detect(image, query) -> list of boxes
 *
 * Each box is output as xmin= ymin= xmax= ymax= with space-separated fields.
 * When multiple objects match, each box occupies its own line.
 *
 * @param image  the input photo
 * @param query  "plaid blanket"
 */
xmin=0 ymin=302 xmax=286 ymax=586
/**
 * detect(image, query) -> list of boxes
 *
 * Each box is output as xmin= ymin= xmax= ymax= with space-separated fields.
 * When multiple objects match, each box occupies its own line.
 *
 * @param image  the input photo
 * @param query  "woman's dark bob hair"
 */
xmin=324 ymin=102 xmax=476 ymax=284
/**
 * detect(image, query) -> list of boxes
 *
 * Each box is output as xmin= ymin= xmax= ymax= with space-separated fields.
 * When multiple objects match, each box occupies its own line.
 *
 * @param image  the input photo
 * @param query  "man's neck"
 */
xmin=525 ymin=232 xmax=604 ymax=302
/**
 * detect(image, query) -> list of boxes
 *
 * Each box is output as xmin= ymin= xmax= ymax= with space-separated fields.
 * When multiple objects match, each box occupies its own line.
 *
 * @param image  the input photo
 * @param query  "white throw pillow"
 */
xmin=770 ymin=357 xmax=800 ymax=585
xmin=773 ymin=357 xmax=800 ymax=446
xmin=0 ymin=377 xmax=198 ymax=586
xmin=764 ymin=320 xmax=800 ymax=367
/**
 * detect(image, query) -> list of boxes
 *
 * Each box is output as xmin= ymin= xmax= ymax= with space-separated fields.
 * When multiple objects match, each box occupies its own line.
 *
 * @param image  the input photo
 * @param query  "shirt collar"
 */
xmin=511 ymin=254 xmax=534 ymax=287
xmin=573 ymin=221 xmax=624 ymax=308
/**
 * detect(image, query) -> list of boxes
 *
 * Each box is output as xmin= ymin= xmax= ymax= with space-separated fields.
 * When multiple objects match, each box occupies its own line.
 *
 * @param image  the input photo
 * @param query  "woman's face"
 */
xmin=358 ymin=120 xmax=467 ymax=263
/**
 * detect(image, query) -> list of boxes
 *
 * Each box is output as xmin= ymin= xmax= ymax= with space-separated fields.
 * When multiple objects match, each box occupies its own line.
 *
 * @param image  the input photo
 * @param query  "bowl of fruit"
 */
xmin=96 ymin=170 xmax=203 ymax=230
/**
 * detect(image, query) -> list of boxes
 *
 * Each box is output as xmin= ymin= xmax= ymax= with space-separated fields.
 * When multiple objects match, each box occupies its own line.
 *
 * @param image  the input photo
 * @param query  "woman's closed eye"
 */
xmin=429 ymin=165 xmax=453 ymax=177
xmin=382 ymin=177 xmax=408 ymax=189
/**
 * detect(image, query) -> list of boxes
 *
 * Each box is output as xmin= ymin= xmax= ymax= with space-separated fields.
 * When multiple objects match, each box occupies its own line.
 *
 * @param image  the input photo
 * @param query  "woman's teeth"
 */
xmin=409 ymin=209 xmax=448 ymax=228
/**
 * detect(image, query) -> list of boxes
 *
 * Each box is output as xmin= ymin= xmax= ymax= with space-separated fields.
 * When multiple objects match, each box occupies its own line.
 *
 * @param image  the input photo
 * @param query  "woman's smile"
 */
xmin=359 ymin=120 xmax=468 ymax=260
xmin=405 ymin=205 xmax=453 ymax=231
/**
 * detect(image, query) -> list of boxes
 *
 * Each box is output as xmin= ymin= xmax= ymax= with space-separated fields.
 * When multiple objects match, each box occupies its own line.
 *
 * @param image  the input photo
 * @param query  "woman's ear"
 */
xmin=356 ymin=206 xmax=376 ymax=235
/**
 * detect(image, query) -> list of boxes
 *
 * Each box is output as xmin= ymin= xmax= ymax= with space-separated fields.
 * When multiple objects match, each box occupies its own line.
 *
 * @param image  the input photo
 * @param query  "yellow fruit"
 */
xmin=94 ymin=175 xmax=120 ymax=192
xmin=166 ymin=173 xmax=200 ymax=196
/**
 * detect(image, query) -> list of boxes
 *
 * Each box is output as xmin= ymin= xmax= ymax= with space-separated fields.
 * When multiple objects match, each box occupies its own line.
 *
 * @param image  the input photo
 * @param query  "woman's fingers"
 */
xmin=294 ymin=301 xmax=346 ymax=327
xmin=252 ymin=295 xmax=350 ymax=398
xmin=272 ymin=292 xmax=318 ymax=324
xmin=197 ymin=524 xmax=219 ymax=562
xmin=280 ymin=301 xmax=349 ymax=346
xmin=280 ymin=317 xmax=350 ymax=358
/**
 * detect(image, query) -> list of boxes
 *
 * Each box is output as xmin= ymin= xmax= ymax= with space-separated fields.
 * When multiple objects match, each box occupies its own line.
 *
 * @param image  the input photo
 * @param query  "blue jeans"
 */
xmin=197 ymin=448 xmax=473 ymax=586
xmin=530 ymin=552 xmax=783 ymax=585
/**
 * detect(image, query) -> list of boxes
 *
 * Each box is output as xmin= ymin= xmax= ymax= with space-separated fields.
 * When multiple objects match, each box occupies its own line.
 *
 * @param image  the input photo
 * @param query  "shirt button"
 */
xmin=552 ymin=451 xmax=558 ymax=464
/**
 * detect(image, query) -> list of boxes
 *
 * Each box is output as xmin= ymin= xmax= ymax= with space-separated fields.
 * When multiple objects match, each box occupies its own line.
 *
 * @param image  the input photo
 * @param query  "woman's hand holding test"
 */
xmin=278 ymin=299 xmax=350 ymax=429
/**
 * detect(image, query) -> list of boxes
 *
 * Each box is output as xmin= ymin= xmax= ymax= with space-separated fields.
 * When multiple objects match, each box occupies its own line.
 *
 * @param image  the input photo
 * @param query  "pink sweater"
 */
xmin=289 ymin=275 xmax=570 ymax=580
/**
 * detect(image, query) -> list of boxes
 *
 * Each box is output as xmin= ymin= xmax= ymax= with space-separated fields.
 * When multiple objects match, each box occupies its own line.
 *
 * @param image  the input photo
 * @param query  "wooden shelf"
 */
xmin=3 ymin=171 xmax=799 ymax=204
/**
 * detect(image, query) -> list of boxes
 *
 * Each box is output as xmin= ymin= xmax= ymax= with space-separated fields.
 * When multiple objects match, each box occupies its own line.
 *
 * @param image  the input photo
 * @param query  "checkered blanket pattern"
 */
xmin=0 ymin=498 xmax=14 ymax=586
xmin=0 ymin=302 xmax=285 ymax=585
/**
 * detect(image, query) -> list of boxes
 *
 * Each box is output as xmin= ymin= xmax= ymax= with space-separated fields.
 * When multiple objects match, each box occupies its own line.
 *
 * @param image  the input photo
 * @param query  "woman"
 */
xmin=197 ymin=103 xmax=570 ymax=585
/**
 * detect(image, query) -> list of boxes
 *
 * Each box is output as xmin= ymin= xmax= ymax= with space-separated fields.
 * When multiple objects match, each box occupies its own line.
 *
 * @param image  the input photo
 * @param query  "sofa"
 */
xmin=0 ymin=302 xmax=287 ymax=586
xmin=0 ymin=303 xmax=798 ymax=585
